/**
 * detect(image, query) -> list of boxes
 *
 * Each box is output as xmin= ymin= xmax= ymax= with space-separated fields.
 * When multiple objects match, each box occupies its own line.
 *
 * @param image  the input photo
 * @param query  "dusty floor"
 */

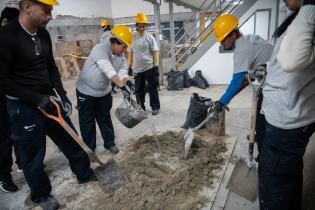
xmin=1 ymin=76 xmax=314 ymax=210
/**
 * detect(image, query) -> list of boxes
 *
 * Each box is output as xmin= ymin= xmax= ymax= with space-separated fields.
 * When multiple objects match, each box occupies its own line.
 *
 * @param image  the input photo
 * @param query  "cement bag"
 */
xmin=181 ymin=93 xmax=213 ymax=129
xmin=115 ymin=98 xmax=148 ymax=128
xmin=192 ymin=70 xmax=209 ymax=89
xmin=167 ymin=69 xmax=184 ymax=91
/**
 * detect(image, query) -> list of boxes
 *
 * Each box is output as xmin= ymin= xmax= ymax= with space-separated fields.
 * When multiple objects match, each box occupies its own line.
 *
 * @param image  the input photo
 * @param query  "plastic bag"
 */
xmin=181 ymin=93 xmax=213 ymax=129
xmin=167 ymin=69 xmax=184 ymax=91
xmin=192 ymin=70 xmax=209 ymax=89
xmin=183 ymin=69 xmax=193 ymax=88
xmin=115 ymin=98 xmax=148 ymax=128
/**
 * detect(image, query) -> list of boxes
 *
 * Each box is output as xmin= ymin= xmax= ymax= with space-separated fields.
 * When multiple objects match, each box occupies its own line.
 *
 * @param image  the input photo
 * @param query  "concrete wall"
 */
xmin=189 ymin=0 xmax=279 ymax=85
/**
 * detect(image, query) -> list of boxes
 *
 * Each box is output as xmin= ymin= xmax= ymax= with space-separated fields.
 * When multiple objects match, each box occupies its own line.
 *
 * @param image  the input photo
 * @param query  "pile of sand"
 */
xmin=75 ymin=130 xmax=227 ymax=210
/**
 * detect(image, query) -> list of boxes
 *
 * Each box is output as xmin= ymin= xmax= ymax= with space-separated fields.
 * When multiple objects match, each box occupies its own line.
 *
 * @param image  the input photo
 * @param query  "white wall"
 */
xmin=189 ymin=0 xmax=278 ymax=84
xmin=110 ymin=0 xmax=191 ymax=19
xmin=52 ymin=0 xmax=112 ymax=18
xmin=51 ymin=0 xmax=190 ymax=19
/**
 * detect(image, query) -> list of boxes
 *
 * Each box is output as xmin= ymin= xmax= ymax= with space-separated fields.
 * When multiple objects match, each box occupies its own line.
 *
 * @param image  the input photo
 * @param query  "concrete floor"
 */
xmin=1 ymin=76 xmax=314 ymax=210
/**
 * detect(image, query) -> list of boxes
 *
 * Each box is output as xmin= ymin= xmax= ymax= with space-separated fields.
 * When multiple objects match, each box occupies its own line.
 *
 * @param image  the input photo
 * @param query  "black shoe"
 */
xmin=108 ymin=145 xmax=119 ymax=155
xmin=77 ymin=173 xmax=98 ymax=184
xmin=0 ymin=179 xmax=18 ymax=193
xmin=152 ymin=109 xmax=159 ymax=115
xmin=38 ymin=195 xmax=60 ymax=210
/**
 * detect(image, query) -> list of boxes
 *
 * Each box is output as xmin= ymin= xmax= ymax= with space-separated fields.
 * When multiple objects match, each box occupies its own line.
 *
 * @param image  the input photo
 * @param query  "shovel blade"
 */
xmin=183 ymin=128 xmax=194 ymax=159
xmin=94 ymin=159 xmax=128 ymax=193
xmin=226 ymin=158 xmax=258 ymax=202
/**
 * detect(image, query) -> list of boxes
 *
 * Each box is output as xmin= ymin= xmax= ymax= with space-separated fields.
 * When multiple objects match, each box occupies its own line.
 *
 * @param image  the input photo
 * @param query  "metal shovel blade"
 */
xmin=226 ymin=158 xmax=258 ymax=202
xmin=183 ymin=128 xmax=194 ymax=159
xmin=94 ymin=159 xmax=128 ymax=193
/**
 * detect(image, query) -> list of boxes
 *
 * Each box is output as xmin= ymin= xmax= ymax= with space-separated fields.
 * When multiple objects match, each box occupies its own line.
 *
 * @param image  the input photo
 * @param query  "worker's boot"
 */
xmin=0 ymin=179 xmax=18 ymax=193
xmin=38 ymin=195 xmax=60 ymax=210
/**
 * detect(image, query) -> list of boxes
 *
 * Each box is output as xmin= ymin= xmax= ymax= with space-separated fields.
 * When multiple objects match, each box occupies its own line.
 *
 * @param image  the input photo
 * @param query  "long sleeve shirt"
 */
xmin=262 ymin=5 xmax=315 ymax=129
xmin=0 ymin=20 xmax=65 ymax=105
xmin=76 ymin=37 xmax=128 ymax=97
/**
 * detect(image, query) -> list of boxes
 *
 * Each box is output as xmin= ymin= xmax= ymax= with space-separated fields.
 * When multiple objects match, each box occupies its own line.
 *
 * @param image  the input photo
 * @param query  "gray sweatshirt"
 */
xmin=262 ymin=5 xmax=315 ymax=129
xmin=76 ymin=38 xmax=128 ymax=97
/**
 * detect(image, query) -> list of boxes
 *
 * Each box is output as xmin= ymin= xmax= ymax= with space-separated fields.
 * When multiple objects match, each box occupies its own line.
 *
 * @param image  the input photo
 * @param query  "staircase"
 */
xmin=163 ymin=0 xmax=258 ymax=71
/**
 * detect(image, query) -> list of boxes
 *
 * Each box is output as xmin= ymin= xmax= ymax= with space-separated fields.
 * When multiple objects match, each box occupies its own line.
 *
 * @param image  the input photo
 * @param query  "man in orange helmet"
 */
xmin=211 ymin=14 xmax=273 ymax=158
xmin=0 ymin=0 xmax=95 ymax=209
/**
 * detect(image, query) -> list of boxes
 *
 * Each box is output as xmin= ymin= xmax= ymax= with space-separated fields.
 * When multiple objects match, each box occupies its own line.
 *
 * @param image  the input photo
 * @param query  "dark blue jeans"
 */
xmin=7 ymin=99 xmax=93 ymax=202
xmin=76 ymin=90 xmax=115 ymax=151
xmin=135 ymin=67 xmax=160 ymax=111
xmin=258 ymin=121 xmax=315 ymax=210
xmin=0 ymin=96 xmax=14 ymax=181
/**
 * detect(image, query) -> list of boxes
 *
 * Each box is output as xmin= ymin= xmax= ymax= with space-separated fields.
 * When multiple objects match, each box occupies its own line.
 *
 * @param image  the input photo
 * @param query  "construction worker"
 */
xmin=0 ymin=0 xmax=95 ymax=209
xmin=99 ymin=19 xmax=112 ymax=44
xmin=0 ymin=6 xmax=20 ymax=193
xmin=259 ymin=0 xmax=315 ymax=209
xmin=76 ymin=25 xmax=134 ymax=154
xmin=128 ymin=13 xmax=160 ymax=115
xmin=210 ymin=14 xmax=274 ymax=156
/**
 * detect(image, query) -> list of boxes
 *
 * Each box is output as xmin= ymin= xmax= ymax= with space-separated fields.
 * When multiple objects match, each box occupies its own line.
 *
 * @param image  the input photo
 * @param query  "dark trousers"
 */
xmin=258 ymin=121 xmax=315 ymax=210
xmin=256 ymin=91 xmax=265 ymax=159
xmin=6 ymin=99 xmax=93 ymax=202
xmin=0 ymin=96 xmax=20 ymax=181
xmin=135 ymin=67 xmax=160 ymax=111
xmin=76 ymin=90 xmax=115 ymax=151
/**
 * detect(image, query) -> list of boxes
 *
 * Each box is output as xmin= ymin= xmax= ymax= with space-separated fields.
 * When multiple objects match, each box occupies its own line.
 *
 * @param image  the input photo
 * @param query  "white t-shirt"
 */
xmin=233 ymin=35 xmax=273 ymax=74
xmin=130 ymin=32 xmax=159 ymax=73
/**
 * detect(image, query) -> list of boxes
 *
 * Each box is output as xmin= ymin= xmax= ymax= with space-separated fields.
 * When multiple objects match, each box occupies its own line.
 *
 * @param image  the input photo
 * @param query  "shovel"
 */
xmin=183 ymin=81 xmax=249 ymax=159
xmin=39 ymin=98 xmax=128 ymax=193
xmin=226 ymin=69 xmax=266 ymax=202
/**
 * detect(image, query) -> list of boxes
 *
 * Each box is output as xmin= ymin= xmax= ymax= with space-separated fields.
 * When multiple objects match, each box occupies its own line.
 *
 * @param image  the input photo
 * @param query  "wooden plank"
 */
xmin=211 ymin=159 xmax=237 ymax=210
xmin=71 ymin=57 xmax=81 ymax=75
xmin=207 ymin=110 xmax=225 ymax=136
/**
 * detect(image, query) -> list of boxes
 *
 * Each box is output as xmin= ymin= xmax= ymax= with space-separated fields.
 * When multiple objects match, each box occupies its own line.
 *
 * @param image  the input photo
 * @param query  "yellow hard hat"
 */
xmin=35 ymin=0 xmax=59 ymax=6
xmin=135 ymin=13 xmax=148 ymax=24
xmin=100 ymin=20 xmax=110 ymax=28
xmin=213 ymin=14 xmax=239 ymax=42
xmin=111 ymin=25 xmax=132 ymax=48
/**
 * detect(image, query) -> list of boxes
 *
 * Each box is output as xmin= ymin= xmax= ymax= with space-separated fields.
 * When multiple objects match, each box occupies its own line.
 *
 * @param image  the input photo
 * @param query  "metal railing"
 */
xmin=168 ymin=0 xmax=244 ymax=69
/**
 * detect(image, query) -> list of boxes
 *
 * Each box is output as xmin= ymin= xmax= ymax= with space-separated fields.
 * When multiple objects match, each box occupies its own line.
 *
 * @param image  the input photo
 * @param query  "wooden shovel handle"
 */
xmin=38 ymin=97 xmax=106 ymax=167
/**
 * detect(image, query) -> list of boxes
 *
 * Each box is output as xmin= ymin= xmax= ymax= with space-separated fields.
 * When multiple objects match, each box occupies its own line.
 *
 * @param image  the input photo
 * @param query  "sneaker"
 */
xmin=38 ymin=195 xmax=60 ymax=210
xmin=152 ymin=109 xmax=159 ymax=116
xmin=0 ymin=179 xmax=18 ymax=193
xmin=77 ymin=173 xmax=98 ymax=184
xmin=108 ymin=145 xmax=119 ymax=155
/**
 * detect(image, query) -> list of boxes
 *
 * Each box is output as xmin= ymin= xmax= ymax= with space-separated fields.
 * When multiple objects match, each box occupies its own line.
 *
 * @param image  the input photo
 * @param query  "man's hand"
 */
xmin=59 ymin=94 xmax=72 ymax=116
xmin=152 ymin=66 xmax=159 ymax=77
xmin=38 ymin=95 xmax=57 ymax=114
xmin=120 ymin=86 xmax=130 ymax=99
xmin=209 ymin=101 xmax=224 ymax=123
xmin=126 ymin=80 xmax=135 ymax=93
xmin=128 ymin=67 xmax=133 ymax=76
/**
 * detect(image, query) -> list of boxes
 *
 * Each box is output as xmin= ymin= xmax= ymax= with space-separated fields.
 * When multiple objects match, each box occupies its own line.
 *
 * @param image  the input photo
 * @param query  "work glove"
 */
xmin=208 ymin=101 xmax=225 ymax=123
xmin=152 ymin=66 xmax=159 ymax=77
xmin=37 ymin=95 xmax=57 ymax=115
xmin=120 ymin=86 xmax=130 ymax=99
xmin=126 ymin=80 xmax=135 ymax=94
xmin=59 ymin=93 xmax=72 ymax=116
xmin=303 ymin=0 xmax=315 ymax=5
xmin=128 ymin=67 xmax=133 ymax=76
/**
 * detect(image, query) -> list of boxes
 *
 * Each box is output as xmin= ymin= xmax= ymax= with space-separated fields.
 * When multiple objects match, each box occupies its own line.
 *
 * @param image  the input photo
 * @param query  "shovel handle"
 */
xmin=39 ymin=97 xmax=106 ymax=167
xmin=38 ymin=97 xmax=65 ymax=127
